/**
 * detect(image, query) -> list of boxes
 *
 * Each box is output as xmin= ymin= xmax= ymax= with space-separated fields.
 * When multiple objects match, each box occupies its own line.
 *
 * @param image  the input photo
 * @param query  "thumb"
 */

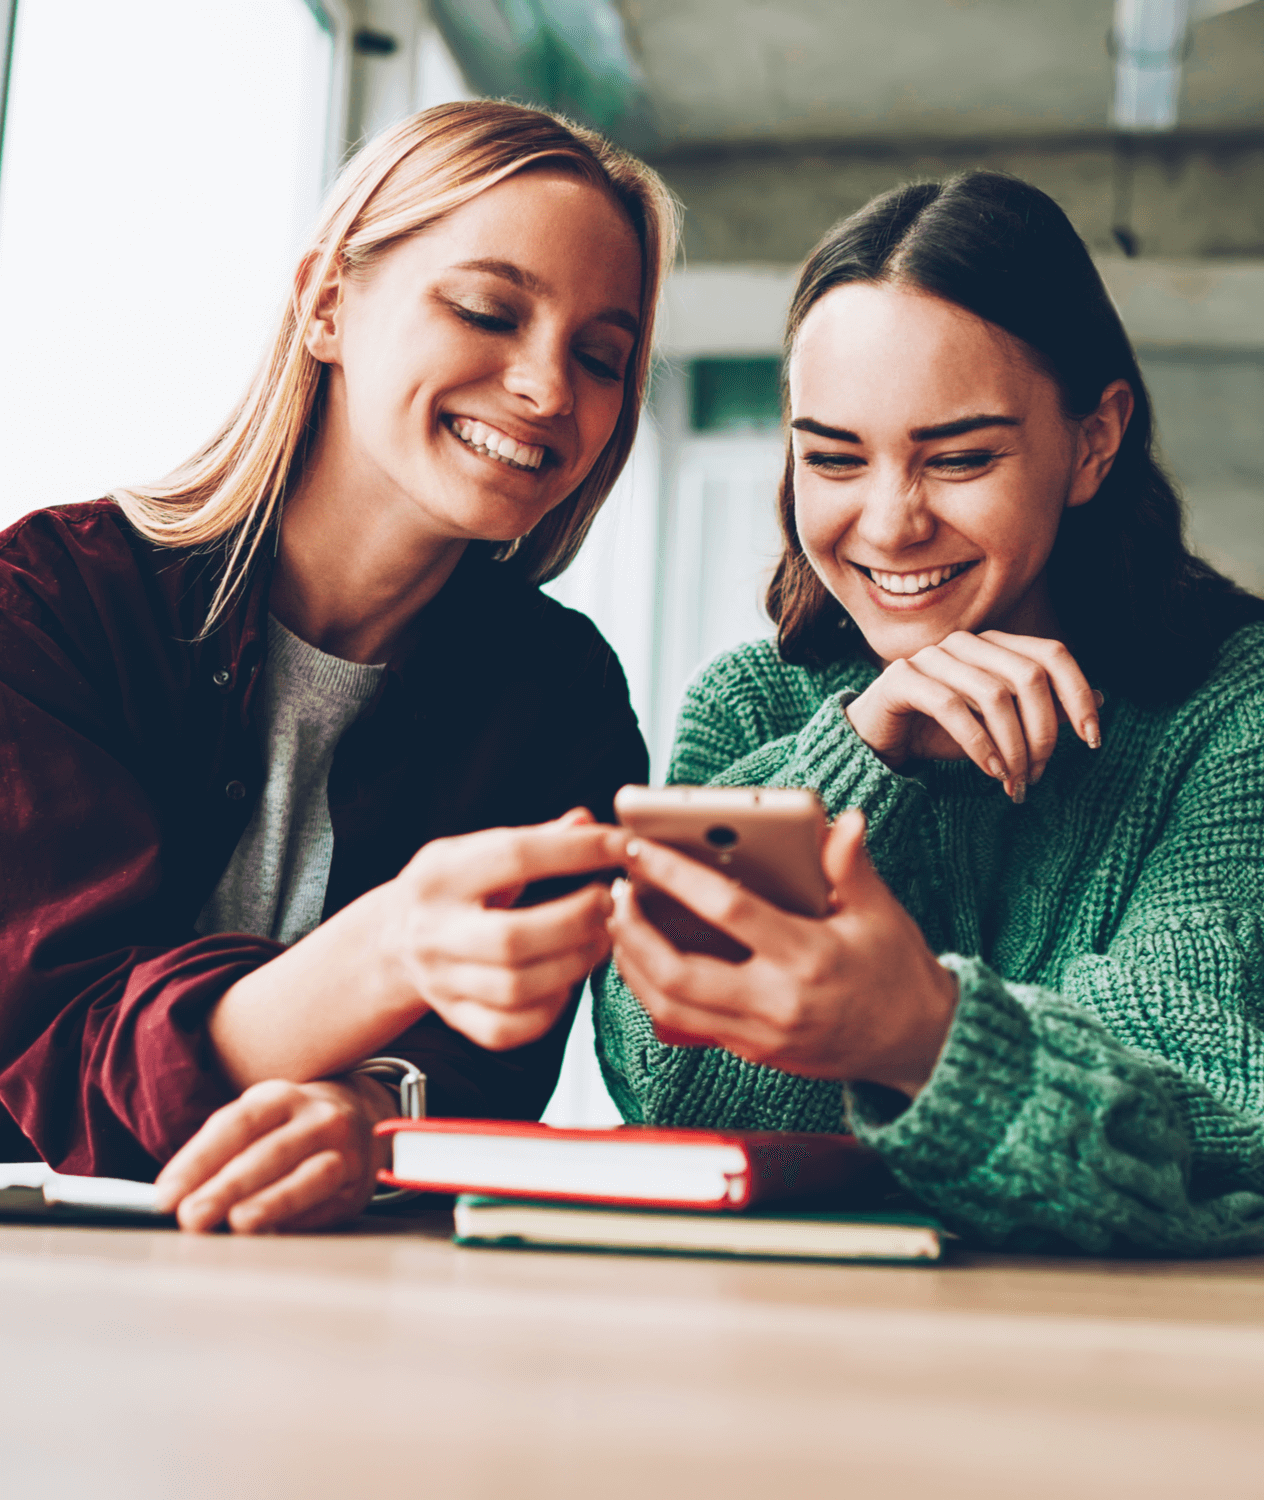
xmin=823 ymin=808 xmax=878 ymax=909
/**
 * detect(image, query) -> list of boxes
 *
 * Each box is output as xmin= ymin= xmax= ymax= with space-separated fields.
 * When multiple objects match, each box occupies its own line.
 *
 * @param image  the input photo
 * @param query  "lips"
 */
xmin=446 ymin=415 xmax=546 ymax=472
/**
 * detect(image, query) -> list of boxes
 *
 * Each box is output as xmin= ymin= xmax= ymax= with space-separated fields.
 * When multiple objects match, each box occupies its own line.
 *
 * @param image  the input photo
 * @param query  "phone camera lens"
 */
xmin=705 ymin=824 xmax=739 ymax=849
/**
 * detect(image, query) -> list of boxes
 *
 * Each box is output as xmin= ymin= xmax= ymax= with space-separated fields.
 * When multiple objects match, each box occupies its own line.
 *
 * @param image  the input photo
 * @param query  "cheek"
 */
xmin=578 ymin=387 xmax=627 ymax=465
xmin=793 ymin=472 xmax=852 ymax=564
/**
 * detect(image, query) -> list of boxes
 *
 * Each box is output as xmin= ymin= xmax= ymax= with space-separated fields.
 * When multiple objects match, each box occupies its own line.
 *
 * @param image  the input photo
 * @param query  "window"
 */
xmin=0 ymin=0 xmax=331 ymax=529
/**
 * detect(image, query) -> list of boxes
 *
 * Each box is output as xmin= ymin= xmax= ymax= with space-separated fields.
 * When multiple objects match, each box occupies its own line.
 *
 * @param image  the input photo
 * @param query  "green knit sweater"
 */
xmin=595 ymin=623 xmax=1264 ymax=1255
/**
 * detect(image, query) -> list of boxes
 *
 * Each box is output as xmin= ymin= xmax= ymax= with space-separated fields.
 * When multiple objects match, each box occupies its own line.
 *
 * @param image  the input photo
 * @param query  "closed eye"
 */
xmin=576 ymin=350 xmax=625 ymax=383
xmin=928 ymin=449 xmax=1005 ymax=474
xmin=453 ymin=304 xmax=516 ymax=334
xmin=803 ymin=451 xmax=865 ymax=472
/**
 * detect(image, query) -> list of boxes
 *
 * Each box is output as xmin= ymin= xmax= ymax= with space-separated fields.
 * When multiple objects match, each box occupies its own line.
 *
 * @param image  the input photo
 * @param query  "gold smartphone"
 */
xmin=614 ymin=785 xmax=831 ymax=962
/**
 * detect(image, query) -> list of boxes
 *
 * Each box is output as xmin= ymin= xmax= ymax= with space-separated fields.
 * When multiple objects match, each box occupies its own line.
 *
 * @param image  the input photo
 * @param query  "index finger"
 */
xmin=978 ymin=631 xmax=1102 ymax=747
xmin=414 ymin=819 xmax=631 ymax=902
xmin=624 ymin=836 xmax=811 ymax=963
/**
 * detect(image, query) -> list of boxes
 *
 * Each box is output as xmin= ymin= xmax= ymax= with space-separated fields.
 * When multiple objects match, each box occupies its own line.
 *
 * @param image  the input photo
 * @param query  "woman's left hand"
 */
xmin=609 ymin=811 xmax=958 ymax=1096
xmin=153 ymin=1074 xmax=395 ymax=1233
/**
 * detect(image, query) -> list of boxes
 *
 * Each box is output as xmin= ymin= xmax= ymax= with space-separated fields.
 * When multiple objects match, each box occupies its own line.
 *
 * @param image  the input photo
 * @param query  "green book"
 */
xmin=453 ymin=1194 xmax=946 ymax=1265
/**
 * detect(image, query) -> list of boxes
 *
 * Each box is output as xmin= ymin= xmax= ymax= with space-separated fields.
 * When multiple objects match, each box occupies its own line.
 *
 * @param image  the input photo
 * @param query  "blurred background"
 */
xmin=1 ymin=0 xmax=1260 ymax=1123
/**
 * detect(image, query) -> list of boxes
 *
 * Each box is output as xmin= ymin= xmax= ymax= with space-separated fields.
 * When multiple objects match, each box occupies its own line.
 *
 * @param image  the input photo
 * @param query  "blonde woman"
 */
xmin=0 ymin=103 xmax=676 ymax=1232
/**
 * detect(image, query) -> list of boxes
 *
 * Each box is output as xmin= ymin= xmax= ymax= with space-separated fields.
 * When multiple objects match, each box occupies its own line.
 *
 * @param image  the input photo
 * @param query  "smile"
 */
xmin=858 ymin=560 xmax=978 ymax=597
xmin=445 ymin=415 xmax=547 ymax=472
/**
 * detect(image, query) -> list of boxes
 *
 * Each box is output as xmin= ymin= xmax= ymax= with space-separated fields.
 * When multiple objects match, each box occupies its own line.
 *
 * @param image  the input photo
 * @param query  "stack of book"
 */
xmin=375 ymin=1119 xmax=945 ymax=1265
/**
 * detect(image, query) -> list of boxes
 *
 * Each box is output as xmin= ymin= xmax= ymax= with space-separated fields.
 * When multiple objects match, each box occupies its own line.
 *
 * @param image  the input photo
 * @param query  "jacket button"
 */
xmin=225 ymin=780 xmax=247 ymax=801
xmin=212 ymin=669 xmax=231 ymax=687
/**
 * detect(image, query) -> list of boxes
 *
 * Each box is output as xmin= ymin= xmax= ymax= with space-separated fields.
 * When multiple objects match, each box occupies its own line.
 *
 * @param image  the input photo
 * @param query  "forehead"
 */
xmin=405 ymin=170 xmax=642 ymax=307
xmin=791 ymin=282 xmax=1045 ymax=420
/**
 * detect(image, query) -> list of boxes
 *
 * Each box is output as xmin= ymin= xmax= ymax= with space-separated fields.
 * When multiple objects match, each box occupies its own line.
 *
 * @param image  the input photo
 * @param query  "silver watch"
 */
xmin=351 ymin=1056 xmax=427 ymax=1205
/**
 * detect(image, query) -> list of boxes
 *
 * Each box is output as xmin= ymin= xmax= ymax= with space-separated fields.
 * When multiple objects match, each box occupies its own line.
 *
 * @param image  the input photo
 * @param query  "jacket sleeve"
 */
xmin=0 ymin=537 xmax=283 ymax=1178
xmin=848 ymin=710 xmax=1264 ymax=1257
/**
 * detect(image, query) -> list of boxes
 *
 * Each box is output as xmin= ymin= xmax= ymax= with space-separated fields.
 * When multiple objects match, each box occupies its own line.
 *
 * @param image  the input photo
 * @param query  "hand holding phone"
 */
xmin=614 ymin=785 xmax=831 ymax=963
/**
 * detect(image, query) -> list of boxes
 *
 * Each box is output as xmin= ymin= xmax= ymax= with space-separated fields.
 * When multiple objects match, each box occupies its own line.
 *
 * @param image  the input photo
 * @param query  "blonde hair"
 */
xmin=113 ymin=101 xmax=679 ymax=634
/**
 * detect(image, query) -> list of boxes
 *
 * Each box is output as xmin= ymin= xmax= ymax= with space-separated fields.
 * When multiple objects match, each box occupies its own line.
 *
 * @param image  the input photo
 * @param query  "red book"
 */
xmin=374 ymin=1119 xmax=882 ymax=1211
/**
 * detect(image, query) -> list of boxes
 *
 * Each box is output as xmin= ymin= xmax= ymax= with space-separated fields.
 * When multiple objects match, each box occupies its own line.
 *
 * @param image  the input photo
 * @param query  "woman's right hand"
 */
xmin=208 ymin=806 xmax=630 ymax=1091
xmin=844 ymin=629 xmax=1103 ymax=801
xmin=382 ymin=807 xmax=629 ymax=1051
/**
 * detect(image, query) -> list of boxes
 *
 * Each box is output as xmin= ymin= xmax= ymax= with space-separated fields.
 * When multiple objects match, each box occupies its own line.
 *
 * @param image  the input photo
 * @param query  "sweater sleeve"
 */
xmin=849 ymin=707 xmax=1264 ymax=1257
xmin=666 ymin=646 xmax=930 ymax=883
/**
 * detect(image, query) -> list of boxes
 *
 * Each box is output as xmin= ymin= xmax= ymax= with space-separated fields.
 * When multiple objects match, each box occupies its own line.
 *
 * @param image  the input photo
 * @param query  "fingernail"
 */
xmin=625 ymin=839 xmax=642 ymax=860
xmin=1092 ymin=690 xmax=1105 ymax=707
xmin=1010 ymin=778 xmax=1027 ymax=805
xmin=1084 ymin=717 xmax=1101 ymax=750
xmin=1030 ymin=763 xmax=1043 ymax=785
xmin=986 ymin=756 xmax=1006 ymax=779
xmin=610 ymin=876 xmax=629 ymax=899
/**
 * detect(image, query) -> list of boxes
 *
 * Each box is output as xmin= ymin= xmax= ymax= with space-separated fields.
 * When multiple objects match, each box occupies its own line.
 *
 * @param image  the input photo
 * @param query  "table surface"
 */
xmin=3 ymin=1210 xmax=1264 ymax=1500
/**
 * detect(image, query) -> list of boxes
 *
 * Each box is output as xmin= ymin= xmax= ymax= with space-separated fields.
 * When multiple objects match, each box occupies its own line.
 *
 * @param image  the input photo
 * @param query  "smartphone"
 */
xmin=614 ymin=785 xmax=831 ymax=963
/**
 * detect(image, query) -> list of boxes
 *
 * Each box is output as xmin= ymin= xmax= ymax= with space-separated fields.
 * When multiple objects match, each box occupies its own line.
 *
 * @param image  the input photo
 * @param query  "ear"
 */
xmin=297 ymin=251 xmax=346 ymax=367
xmin=1066 ymin=378 xmax=1135 ymax=509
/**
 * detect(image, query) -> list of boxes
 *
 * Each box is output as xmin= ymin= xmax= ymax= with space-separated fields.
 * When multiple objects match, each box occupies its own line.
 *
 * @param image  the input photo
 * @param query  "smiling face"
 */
xmin=789 ymin=282 xmax=1097 ymax=665
xmin=307 ymin=168 xmax=643 ymax=548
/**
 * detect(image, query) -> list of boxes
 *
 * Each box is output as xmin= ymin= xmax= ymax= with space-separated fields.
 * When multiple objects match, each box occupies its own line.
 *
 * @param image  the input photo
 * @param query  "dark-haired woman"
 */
xmin=597 ymin=170 xmax=1264 ymax=1255
xmin=0 ymin=104 xmax=675 ymax=1231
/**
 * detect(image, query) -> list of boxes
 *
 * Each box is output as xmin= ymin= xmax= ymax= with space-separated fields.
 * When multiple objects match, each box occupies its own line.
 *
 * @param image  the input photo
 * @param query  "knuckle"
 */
xmin=479 ymin=1015 xmax=529 ymax=1052
xmin=492 ymin=968 xmax=536 ymax=1008
xmin=243 ymin=1079 xmax=296 ymax=1111
xmin=500 ymin=832 xmax=534 ymax=884
xmin=714 ymin=882 xmax=752 ymax=926
xmin=486 ymin=922 xmax=523 ymax=965
xmin=1014 ymin=663 xmax=1043 ymax=691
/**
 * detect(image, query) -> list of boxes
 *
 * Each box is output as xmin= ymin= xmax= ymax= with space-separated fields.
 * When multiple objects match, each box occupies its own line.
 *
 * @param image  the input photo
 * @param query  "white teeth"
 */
xmin=868 ymin=561 xmax=969 ymax=596
xmin=448 ymin=417 xmax=545 ymax=471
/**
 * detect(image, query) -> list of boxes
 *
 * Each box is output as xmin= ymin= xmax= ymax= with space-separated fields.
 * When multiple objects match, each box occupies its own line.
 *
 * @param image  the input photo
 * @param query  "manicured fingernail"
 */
xmin=1084 ymin=717 xmax=1101 ymax=750
xmin=986 ymin=756 xmax=1006 ymax=779
xmin=1092 ymin=690 xmax=1105 ymax=707
xmin=610 ymin=876 xmax=629 ymax=900
xmin=1010 ymin=779 xmax=1027 ymax=805
xmin=625 ymin=840 xmax=642 ymax=860
xmin=1030 ymin=762 xmax=1044 ymax=785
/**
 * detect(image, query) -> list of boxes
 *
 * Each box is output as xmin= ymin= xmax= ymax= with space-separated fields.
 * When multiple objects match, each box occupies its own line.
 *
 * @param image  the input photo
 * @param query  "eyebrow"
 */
xmin=450 ymin=257 xmax=640 ymax=336
xmin=791 ymin=413 xmax=1021 ymax=443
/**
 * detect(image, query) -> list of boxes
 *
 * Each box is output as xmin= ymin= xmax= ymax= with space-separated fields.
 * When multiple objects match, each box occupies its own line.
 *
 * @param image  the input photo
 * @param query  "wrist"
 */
xmin=868 ymin=957 xmax=959 ymax=1098
xmin=844 ymin=692 xmax=908 ymax=771
xmin=344 ymin=879 xmax=432 ymax=1033
xmin=330 ymin=1073 xmax=397 ymax=1173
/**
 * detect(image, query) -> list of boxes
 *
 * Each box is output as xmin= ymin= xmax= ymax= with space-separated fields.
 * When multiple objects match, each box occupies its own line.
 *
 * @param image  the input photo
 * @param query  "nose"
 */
xmin=852 ymin=465 xmax=936 ymax=556
xmin=503 ymin=330 xmax=574 ymax=419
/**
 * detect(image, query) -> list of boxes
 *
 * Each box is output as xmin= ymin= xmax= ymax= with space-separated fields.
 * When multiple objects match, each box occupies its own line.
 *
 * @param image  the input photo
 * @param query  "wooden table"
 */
xmin=2 ymin=1209 xmax=1263 ymax=1499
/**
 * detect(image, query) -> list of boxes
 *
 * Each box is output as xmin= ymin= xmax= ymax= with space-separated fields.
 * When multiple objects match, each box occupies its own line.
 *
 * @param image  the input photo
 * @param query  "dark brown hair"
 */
xmin=766 ymin=170 xmax=1262 ymax=704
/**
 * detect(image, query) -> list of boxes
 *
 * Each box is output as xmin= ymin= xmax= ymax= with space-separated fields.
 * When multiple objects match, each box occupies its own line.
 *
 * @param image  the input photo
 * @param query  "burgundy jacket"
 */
xmin=0 ymin=503 xmax=647 ymax=1177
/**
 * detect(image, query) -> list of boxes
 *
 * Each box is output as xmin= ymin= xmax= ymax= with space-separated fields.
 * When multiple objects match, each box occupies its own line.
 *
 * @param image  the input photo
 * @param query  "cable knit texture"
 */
xmin=594 ymin=624 xmax=1264 ymax=1255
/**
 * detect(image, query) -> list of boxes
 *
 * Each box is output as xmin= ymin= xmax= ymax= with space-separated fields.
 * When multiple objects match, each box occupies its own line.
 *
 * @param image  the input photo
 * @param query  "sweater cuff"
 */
xmin=774 ymin=691 xmax=927 ymax=827
xmin=846 ymin=954 xmax=1035 ymax=1182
